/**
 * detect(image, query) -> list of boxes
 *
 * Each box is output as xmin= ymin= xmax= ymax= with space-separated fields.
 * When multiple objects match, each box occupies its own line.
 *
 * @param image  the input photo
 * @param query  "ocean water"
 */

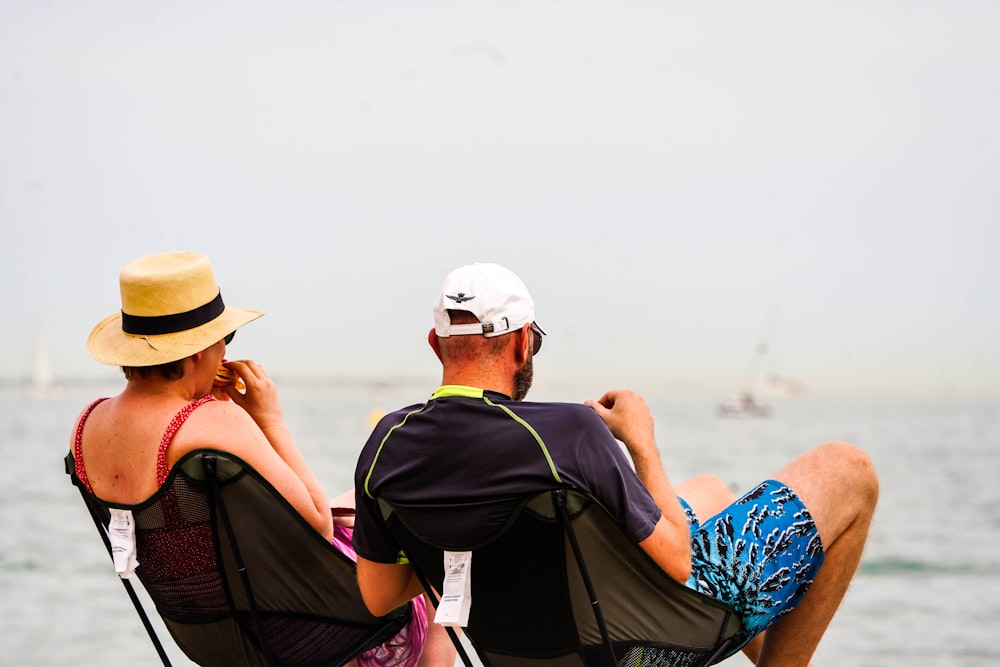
xmin=1 ymin=380 xmax=998 ymax=666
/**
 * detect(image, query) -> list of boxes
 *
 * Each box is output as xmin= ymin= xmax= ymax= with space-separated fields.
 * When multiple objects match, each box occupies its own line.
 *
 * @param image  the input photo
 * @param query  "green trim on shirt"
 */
xmin=430 ymin=385 xmax=484 ymax=400
xmin=363 ymin=404 xmax=425 ymax=498
xmin=433 ymin=385 xmax=562 ymax=484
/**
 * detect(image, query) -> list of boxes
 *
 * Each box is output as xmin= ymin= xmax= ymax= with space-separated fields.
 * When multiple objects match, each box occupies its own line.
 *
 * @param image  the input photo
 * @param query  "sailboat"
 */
xmin=718 ymin=310 xmax=778 ymax=418
xmin=717 ymin=310 xmax=807 ymax=417
xmin=717 ymin=340 xmax=773 ymax=418
xmin=28 ymin=332 xmax=63 ymax=400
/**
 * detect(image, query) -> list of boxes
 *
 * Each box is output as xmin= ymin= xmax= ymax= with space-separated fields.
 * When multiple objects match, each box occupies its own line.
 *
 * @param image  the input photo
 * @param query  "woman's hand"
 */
xmin=218 ymin=360 xmax=285 ymax=433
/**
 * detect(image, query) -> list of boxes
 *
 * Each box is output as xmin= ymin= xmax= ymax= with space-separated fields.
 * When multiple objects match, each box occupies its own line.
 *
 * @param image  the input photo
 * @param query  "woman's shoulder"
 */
xmin=177 ymin=396 xmax=258 ymax=434
xmin=166 ymin=396 xmax=265 ymax=456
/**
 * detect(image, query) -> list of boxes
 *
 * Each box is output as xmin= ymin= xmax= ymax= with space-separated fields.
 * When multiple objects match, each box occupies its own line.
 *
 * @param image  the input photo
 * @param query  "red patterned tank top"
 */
xmin=73 ymin=395 xmax=217 ymax=494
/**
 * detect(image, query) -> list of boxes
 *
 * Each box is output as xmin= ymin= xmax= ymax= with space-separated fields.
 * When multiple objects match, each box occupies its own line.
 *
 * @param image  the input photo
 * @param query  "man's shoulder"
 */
xmin=377 ymin=401 xmax=427 ymax=424
xmin=518 ymin=398 xmax=598 ymax=415
xmin=513 ymin=399 xmax=606 ymax=428
xmin=358 ymin=402 xmax=426 ymax=448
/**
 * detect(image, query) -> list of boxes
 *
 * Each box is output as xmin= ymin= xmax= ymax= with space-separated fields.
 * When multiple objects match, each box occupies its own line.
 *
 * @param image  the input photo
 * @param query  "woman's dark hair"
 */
xmin=121 ymin=360 xmax=185 ymax=381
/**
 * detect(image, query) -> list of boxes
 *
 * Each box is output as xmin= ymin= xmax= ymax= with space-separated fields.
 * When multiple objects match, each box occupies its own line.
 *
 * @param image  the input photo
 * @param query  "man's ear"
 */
xmin=427 ymin=328 xmax=444 ymax=362
xmin=514 ymin=323 xmax=533 ymax=363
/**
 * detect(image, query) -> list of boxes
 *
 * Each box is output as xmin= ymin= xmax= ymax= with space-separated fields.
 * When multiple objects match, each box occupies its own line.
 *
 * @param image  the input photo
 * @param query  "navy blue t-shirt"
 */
xmin=352 ymin=385 xmax=662 ymax=564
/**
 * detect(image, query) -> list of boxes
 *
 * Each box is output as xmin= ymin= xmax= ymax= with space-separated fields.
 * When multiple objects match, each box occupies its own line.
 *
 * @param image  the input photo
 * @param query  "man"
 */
xmin=353 ymin=262 xmax=878 ymax=666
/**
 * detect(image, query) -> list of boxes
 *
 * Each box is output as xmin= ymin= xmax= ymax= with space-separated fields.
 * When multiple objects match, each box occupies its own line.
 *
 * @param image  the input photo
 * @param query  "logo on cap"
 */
xmin=447 ymin=292 xmax=476 ymax=304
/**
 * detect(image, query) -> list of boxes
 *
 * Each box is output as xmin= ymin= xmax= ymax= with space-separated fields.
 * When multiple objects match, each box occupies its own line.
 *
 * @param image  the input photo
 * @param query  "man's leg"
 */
xmin=674 ymin=473 xmax=734 ymax=520
xmin=675 ymin=474 xmax=764 ymax=664
xmin=757 ymin=441 xmax=879 ymax=666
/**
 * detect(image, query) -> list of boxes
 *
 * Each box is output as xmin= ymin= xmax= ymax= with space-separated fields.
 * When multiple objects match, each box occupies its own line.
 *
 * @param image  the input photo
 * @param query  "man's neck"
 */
xmin=439 ymin=368 xmax=514 ymax=398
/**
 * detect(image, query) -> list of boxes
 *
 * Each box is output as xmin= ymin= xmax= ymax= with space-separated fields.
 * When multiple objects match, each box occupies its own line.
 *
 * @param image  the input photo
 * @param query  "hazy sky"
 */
xmin=2 ymin=1 xmax=997 ymax=399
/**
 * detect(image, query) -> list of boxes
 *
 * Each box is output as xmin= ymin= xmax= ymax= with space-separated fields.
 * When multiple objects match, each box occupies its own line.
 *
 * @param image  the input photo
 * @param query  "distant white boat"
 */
xmin=718 ymin=392 xmax=772 ymax=418
xmin=717 ymin=310 xmax=786 ymax=418
xmin=28 ymin=332 xmax=63 ymax=400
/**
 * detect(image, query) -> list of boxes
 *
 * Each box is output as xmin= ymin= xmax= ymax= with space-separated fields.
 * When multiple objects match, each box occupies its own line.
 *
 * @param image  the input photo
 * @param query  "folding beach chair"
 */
xmin=66 ymin=449 xmax=411 ymax=667
xmin=377 ymin=488 xmax=743 ymax=667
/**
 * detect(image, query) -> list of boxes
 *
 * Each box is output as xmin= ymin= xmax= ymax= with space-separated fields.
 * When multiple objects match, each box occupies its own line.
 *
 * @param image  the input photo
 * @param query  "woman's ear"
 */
xmin=427 ymin=328 xmax=444 ymax=362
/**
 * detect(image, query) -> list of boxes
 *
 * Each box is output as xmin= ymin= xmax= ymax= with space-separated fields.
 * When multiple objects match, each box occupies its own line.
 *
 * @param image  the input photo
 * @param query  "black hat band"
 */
xmin=121 ymin=291 xmax=226 ymax=336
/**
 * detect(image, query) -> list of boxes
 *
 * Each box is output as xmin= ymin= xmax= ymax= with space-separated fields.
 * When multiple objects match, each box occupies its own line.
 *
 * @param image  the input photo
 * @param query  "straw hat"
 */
xmin=87 ymin=251 xmax=263 ymax=367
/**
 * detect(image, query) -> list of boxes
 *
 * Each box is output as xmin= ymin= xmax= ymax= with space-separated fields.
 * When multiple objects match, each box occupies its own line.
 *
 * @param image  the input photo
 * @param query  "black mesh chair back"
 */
xmin=379 ymin=489 xmax=742 ymax=667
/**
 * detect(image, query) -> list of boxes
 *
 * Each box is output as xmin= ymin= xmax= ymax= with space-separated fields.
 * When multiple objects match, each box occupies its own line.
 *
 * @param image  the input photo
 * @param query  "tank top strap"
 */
xmin=73 ymin=397 xmax=111 ymax=494
xmin=156 ymin=395 xmax=217 ymax=486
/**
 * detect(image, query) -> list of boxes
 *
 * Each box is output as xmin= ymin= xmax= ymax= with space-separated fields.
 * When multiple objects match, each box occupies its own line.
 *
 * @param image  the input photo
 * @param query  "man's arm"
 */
xmin=585 ymin=389 xmax=692 ymax=584
xmin=356 ymin=557 xmax=426 ymax=617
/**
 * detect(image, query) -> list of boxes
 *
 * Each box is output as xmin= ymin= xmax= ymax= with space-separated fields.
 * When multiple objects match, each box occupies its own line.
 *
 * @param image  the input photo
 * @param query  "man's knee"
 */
xmin=683 ymin=473 xmax=732 ymax=497
xmin=676 ymin=474 xmax=735 ymax=520
xmin=814 ymin=441 xmax=879 ymax=502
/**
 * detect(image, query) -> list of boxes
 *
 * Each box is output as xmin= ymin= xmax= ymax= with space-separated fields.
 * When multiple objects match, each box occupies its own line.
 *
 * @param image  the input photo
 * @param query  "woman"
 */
xmin=75 ymin=251 xmax=333 ymax=539
xmin=72 ymin=251 xmax=442 ymax=667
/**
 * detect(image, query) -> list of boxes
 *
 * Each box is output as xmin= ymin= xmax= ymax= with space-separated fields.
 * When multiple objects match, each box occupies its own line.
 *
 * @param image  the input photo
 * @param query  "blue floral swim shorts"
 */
xmin=679 ymin=480 xmax=825 ymax=651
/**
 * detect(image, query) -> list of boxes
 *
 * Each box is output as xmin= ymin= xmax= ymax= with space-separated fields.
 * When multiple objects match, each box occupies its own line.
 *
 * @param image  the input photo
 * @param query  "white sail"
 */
xmin=29 ymin=332 xmax=63 ymax=400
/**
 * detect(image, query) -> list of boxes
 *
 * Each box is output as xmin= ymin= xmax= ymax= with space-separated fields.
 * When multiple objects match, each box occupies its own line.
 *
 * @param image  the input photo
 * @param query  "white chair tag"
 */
xmin=434 ymin=550 xmax=472 ymax=627
xmin=108 ymin=508 xmax=139 ymax=578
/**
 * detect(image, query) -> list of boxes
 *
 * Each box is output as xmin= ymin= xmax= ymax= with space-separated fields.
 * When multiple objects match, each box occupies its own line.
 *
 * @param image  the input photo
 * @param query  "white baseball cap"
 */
xmin=433 ymin=263 xmax=546 ymax=347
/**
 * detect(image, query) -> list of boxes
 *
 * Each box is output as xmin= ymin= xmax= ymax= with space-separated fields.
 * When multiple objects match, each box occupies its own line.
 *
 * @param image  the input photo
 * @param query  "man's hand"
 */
xmin=585 ymin=389 xmax=658 ymax=462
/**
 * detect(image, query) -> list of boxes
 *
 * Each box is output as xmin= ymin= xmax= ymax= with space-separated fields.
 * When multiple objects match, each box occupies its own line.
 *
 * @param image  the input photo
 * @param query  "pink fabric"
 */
xmin=332 ymin=524 xmax=429 ymax=667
